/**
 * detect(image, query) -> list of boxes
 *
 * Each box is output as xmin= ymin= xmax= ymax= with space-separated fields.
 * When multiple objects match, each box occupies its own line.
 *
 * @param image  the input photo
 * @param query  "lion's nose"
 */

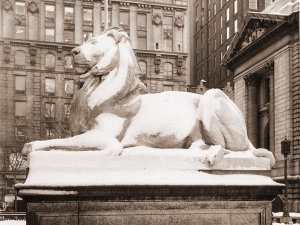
xmin=72 ymin=47 xmax=80 ymax=55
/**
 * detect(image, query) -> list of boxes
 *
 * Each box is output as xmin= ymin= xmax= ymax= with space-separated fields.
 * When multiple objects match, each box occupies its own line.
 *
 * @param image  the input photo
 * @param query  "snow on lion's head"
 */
xmin=70 ymin=27 xmax=147 ymax=135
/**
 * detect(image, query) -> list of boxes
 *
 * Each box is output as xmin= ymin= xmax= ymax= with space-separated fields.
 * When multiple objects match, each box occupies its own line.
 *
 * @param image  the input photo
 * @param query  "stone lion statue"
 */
xmin=22 ymin=27 xmax=275 ymax=166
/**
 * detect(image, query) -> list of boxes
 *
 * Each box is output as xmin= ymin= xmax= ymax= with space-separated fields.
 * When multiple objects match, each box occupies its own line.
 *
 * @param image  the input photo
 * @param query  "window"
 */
xmin=45 ymin=53 xmax=56 ymax=68
xmin=137 ymin=14 xmax=147 ymax=49
xmin=120 ymin=11 xmax=130 ymax=35
xmin=220 ymin=15 xmax=223 ymax=27
xmin=227 ymin=45 xmax=230 ymax=50
xmin=64 ymin=55 xmax=73 ymax=69
xmin=214 ymin=4 xmax=216 ymax=15
xmin=220 ymin=0 xmax=223 ymax=7
xmin=208 ymin=10 xmax=211 ymax=20
xmin=45 ymin=5 xmax=55 ymax=20
xmin=83 ymin=8 xmax=93 ymax=24
xmin=234 ymin=0 xmax=238 ymax=14
xmin=15 ymin=2 xmax=26 ymax=39
xmin=64 ymin=80 xmax=74 ymax=95
xmin=214 ymin=56 xmax=216 ymax=68
xmin=249 ymin=0 xmax=257 ymax=10
xmin=214 ymin=39 xmax=216 ymax=50
xmin=15 ymin=76 xmax=26 ymax=94
xmin=64 ymin=7 xmax=74 ymax=22
xmin=45 ymin=103 xmax=55 ymax=119
xmin=220 ymin=33 xmax=223 ymax=44
xmin=226 ymin=8 xmax=230 ymax=21
xmin=45 ymin=123 xmax=56 ymax=138
xmin=64 ymin=30 xmax=74 ymax=43
xmin=201 ymin=16 xmax=204 ymax=25
xmin=83 ymin=8 xmax=93 ymax=42
xmin=45 ymin=28 xmax=55 ymax=42
xmin=45 ymin=78 xmax=56 ymax=93
xmin=45 ymin=5 xmax=55 ymax=41
xmin=226 ymin=26 xmax=230 ymax=39
xmin=64 ymin=104 xmax=71 ymax=119
xmin=15 ymin=101 xmax=26 ymax=117
xmin=16 ymin=1 xmax=25 ymax=15
xmin=214 ymin=21 xmax=216 ymax=33
xmin=15 ymin=26 xmax=25 ymax=39
xmin=221 ymin=51 xmax=223 ymax=61
xmin=64 ymin=7 xmax=74 ymax=42
xmin=234 ymin=19 xmax=238 ymax=33
xmin=101 ymin=9 xmax=112 ymax=30
xmin=163 ymin=63 xmax=173 ymax=78
xmin=163 ymin=16 xmax=173 ymax=51
xmin=138 ymin=61 xmax=147 ymax=76
xmin=15 ymin=51 xmax=26 ymax=66
xmin=208 ymin=27 xmax=210 ymax=38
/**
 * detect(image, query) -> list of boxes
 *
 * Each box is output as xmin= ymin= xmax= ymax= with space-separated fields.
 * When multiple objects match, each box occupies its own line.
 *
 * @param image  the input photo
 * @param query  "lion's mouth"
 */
xmin=73 ymin=63 xmax=90 ymax=75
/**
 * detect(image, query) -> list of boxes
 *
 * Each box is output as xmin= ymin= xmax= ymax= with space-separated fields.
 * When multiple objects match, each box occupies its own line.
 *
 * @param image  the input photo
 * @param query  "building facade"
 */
xmin=189 ymin=0 xmax=274 ymax=88
xmin=224 ymin=0 xmax=299 ymax=212
xmin=0 ymin=0 xmax=188 ymax=210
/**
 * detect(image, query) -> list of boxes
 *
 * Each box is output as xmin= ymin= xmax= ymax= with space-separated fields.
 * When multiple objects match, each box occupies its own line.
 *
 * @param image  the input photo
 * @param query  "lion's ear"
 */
xmin=107 ymin=29 xmax=129 ymax=44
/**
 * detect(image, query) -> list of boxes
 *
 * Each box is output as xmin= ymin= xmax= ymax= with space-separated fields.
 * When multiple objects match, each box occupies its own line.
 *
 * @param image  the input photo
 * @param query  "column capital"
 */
xmin=265 ymin=61 xmax=274 ymax=77
xmin=244 ymin=74 xmax=259 ymax=87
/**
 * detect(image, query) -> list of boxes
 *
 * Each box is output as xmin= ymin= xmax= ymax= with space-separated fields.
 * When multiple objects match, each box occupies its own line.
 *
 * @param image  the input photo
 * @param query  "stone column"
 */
xmin=129 ymin=5 xmax=137 ymax=49
xmin=146 ymin=13 xmax=152 ymax=50
xmin=244 ymin=74 xmax=259 ymax=148
xmin=56 ymin=0 xmax=64 ymax=42
xmin=28 ymin=5 xmax=39 ymax=40
xmin=183 ymin=12 xmax=188 ymax=53
xmin=93 ymin=0 xmax=101 ymax=36
xmin=111 ymin=3 xmax=119 ymax=27
xmin=74 ymin=0 xmax=83 ymax=44
xmin=39 ymin=1 xmax=45 ymax=41
xmin=266 ymin=62 xmax=275 ymax=154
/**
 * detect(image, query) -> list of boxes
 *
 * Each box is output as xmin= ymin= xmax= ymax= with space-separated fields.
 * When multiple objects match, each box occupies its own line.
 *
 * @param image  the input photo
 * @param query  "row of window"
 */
xmin=15 ymin=101 xmax=71 ymax=119
xmin=195 ymin=0 xmax=238 ymax=25
xmin=15 ymin=76 xmax=75 ymax=96
xmin=14 ymin=1 xmax=179 ymax=51
xmin=14 ymin=50 xmax=175 ymax=77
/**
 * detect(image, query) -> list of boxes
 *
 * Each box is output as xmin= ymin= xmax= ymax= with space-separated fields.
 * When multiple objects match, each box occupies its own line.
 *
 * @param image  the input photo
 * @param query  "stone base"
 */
xmin=17 ymin=184 xmax=283 ymax=225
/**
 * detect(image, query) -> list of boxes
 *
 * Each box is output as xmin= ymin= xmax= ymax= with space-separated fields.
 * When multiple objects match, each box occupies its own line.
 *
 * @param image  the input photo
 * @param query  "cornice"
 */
xmin=1 ymin=39 xmax=188 ymax=59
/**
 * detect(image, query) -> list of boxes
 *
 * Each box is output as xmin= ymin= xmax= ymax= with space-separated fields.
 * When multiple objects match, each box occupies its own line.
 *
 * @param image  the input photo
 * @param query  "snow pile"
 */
xmin=0 ymin=220 xmax=25 ymax=225
xmin=16 ymin=147 xmax=280 ymax=187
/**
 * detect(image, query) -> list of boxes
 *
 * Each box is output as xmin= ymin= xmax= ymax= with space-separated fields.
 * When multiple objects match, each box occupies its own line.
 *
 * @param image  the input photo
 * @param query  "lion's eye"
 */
xmin=90 ymin=38 xmax=97 ymax=44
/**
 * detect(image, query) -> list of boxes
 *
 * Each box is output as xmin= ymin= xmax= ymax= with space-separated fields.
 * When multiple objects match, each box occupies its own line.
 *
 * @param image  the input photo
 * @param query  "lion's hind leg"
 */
xmin=197 ymin=89 xmax=249 ymax=151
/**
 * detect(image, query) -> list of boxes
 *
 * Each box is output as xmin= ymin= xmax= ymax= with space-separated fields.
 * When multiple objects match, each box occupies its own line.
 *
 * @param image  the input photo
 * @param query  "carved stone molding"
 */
xmin=2 ymin=0 xmax=13 ymax=12
xmin=152 ymin=13 xmax=162 ymax=26
xmin=57 ymin=46 xmax=63 ymax=60
xmin=265 ymin=61 xmax=274 ymax=77
xmin=28 ymin=0 xmax=39 ymax=14
xmin=176 ymin=56 xmax=183 ymax=75
xmin=30 ymin=44 xmax=37 ymax=65
xmin=244 ymin=74 xmax=259 ymax=87
xmin=174 ymin=15 xmax=184 ymax=29
xmin=154 ymin=54 xmax=161 ymax=74
xmin=3 ymin=42 xmax=11 ymax=63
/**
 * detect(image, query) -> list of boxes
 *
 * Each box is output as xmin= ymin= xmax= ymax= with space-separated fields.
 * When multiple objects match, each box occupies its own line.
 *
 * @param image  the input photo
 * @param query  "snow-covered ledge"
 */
xmin=16 ymin=146 xmax=277 ymax=189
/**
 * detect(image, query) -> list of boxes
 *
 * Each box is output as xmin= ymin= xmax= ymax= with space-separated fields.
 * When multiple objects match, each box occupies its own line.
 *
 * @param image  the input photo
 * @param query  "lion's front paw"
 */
xmin=203 ymin=145 xmax=229 ymax=166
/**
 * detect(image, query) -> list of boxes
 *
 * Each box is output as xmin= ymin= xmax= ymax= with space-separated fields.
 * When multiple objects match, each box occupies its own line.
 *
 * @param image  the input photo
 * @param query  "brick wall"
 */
xmin=273 ymin=49 xmax=293 ymax=160
xmin=234 ymin=75 xmax=247 ymax=120
xmin=292 ymin=41 xmax=300 ymax=156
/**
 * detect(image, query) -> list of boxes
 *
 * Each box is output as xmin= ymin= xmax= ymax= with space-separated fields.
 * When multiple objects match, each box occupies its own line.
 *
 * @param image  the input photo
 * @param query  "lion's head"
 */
xmin=70 ymin=27 xmax=146 ymax=135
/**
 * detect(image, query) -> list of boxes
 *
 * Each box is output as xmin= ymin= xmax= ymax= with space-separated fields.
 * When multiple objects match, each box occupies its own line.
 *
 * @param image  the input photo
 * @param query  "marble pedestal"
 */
xmin=16 ymin=148 xmax=283 ymax=225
